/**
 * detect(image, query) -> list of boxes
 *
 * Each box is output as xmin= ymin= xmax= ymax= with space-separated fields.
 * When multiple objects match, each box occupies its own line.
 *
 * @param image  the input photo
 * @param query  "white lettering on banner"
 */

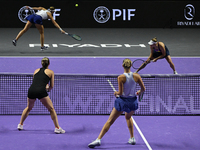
xmin=63 ymin=94 xmax=200 ymax=114
xmin=113 ymin=9 xmax=136 ymax=21
xmin=29 ymin=44 xmax=146 ymax=48
xmin=138 ymin=95 xmax=198 ymax=114
xmin=128 ymin=9 xmax=136 ymax=20
xmin=177 ymin=21 xmax=200 ymax=26
xmin=48 ymin=9 xmax=61 ymax=20
xmin=53 ymin=9 xmax=61 ymax=20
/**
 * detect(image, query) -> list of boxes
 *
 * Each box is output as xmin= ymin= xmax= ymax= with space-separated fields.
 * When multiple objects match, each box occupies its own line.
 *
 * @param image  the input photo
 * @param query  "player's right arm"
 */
xmin=47 ymin=70 xmax=54 ymax=92
xmin=47 ymin=12 xmax=65 ymax=34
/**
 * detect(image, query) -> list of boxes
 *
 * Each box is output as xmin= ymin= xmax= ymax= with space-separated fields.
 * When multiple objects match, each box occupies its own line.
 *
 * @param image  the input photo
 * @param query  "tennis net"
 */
xmin=0 ymin=73 xmax=199 ymax=115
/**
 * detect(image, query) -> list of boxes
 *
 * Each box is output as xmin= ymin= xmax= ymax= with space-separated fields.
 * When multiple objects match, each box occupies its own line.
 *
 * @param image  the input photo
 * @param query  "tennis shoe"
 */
xmin=88 ymin=138 xmax=101 ymax=148
xmin=17 ymin=124 xmax=23 ymax=130
xmin=174 ymin=71 xmax=178 ymax=74
xmin=128 ymin=137 xmax=136 ymax=145
xmin=12 ymin=39 xmax=17 ymax=46
xmin=41 ymin=46 xmax=48 ymax=51
xmin=54 ymin=127 xmax=65 ymax=134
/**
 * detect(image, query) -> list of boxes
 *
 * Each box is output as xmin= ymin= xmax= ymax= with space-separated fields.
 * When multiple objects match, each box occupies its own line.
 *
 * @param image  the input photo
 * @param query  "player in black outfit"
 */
xmin=17 ymin=57 xmax=65 ymax=133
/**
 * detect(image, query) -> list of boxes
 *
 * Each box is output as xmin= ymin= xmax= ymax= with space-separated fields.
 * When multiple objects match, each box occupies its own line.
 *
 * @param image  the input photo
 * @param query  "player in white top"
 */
xmin=12 ymin=6 xmax=65 ymax=51
xmin=88 ymin=58 xmax=145 ymax=148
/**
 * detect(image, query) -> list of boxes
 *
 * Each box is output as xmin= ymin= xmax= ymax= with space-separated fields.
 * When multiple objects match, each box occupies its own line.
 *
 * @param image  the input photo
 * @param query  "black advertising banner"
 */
xmin=1 ymin=1 xmax=200 ymax=28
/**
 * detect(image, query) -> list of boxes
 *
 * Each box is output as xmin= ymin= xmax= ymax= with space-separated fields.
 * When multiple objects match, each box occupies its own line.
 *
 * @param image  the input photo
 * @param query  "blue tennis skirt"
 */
xmin=26 ymin=14 xmax=43 ymax=25
xmin=114 ymin=96 xmax=138 ymax=113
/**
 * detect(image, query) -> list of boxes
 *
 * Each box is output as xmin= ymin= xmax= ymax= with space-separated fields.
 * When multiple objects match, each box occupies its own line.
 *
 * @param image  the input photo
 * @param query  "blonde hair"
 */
xmin=123 ymin=58 xmax=132 ymax=69
xmin=49 ymin=6 xmax=55 ymax=10
xmin=152 ymin=37 xmax=157 ymax=42
xmin=41 ymin=57 xmax=50 ymax=68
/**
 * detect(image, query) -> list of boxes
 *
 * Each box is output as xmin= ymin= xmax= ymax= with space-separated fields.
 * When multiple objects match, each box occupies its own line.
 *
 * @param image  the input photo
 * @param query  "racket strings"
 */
xmin=132 ymin=59 xmax=145 ymax=69
xmin=72 ymin=35 xmax=82 ymax=41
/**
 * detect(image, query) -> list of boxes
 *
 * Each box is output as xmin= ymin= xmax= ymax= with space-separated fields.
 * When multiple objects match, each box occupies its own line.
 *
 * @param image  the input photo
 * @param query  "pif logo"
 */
xmin=18 ymin=6 xmax=35 ymax=23
xmin=93 ymin=6 xmax=110 ymax=23
xmin=93 ymin=6 xmax=136 ymax=23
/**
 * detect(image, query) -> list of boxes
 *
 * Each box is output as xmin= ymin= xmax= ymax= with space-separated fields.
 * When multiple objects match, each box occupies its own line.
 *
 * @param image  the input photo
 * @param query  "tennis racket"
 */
xmin=132 ymin=59 xmax=152 ymax=70
xmin=107 ymin=79 xmax=119 ymax=97
xmin=65 ymin=32 xmax=82 ymax=41
xmin=132 ymin=59 xmax=146 ymax=69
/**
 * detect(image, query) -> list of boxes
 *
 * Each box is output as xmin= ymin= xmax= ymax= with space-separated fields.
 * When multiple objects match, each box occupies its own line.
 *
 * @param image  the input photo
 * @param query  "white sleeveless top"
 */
xmin=121 ymin=72 xmax=137 ymax=98
xmin=36 ymin=10 xmax=50 ymax=20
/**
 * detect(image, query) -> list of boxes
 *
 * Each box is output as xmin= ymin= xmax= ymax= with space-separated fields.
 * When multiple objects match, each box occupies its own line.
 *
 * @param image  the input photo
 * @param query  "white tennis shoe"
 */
xmin=128 ymin=137 xmax=136 ymax=145
xmin=174 ymin=71 xmax=178 ymax=74
xmin=17 ymin=124 xmax=23 ymax=130
xmin=88 ymin=138 xmax=101 ymax=148
xmin=54 ymin=127 xmax=65 ymax=134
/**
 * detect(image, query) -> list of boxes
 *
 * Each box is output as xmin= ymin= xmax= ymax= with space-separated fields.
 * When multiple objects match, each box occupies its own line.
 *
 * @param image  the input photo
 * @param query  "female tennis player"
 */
xmin=88 ymin=58 xmax=145 ymax=148
xmin=17 ymin=57 xmax=65 ymax=134
xmin=12 ymin=6 xmax=65 ymax=51
xmin=135 ymin=37 xmax=178 ymax=74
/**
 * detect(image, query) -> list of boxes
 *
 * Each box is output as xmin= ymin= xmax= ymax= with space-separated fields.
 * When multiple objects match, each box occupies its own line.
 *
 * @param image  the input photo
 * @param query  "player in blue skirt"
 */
xmin=12 ymin=6 xmax=65 ymax=51
xmin=88 ymin=58 xmax=145 ymax=148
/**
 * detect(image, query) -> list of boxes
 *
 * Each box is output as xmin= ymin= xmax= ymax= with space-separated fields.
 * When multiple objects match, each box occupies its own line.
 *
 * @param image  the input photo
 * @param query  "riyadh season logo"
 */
xmin=18 ymin=6 xmax=35 ymax=23
xmin=93 ymin=6 xmax=110 ymax=23
xmin=177 ymin=4 xmax=200 ymax=26
xmin=184 ymin=4 xmax=195 ymax=20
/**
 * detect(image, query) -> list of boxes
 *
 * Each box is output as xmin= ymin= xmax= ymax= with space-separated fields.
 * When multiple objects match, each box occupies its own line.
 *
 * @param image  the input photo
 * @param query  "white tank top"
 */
xmin=121 ymin=72 xmax=137 ymax=98
xmin=36 ymin=10 xmax=50 ymax=20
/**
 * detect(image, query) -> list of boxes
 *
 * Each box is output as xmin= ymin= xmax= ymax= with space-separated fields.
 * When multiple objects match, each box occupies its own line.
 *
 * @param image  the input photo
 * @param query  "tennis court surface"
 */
xmin=0 ymin=115 xmax=199 ymax=150
xmin=0 ymin=28 xmax=200 ymax=150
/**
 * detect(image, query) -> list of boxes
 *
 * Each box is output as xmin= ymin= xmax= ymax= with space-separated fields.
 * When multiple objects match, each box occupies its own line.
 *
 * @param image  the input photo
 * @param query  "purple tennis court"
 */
xmin=0 ymin=56 xmax=200 ymax=150
xmin=0 ymin=27 xmax=200 ymax=150
xmin=0 ymin=115 xmax=199 ymax=150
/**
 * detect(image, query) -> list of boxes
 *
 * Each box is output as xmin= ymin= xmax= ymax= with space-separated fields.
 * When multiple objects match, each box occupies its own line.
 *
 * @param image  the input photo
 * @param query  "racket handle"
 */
xmin=65 ymin=32 xmax=69 ymax=35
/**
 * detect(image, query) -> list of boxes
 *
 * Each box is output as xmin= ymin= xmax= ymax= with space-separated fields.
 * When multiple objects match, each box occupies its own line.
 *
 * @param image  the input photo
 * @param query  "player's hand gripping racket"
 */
xmin=136 ymin=91 xmax=144 ymax=102
xmin=65 ymin=32 xmax=82 ymax=41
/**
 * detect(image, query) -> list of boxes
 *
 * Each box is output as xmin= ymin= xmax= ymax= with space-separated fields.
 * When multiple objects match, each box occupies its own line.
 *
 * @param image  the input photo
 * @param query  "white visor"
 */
xmin=48 ymin=9 xmax=55 ymax=12
xmin=148 ymin=40 xmax=157 ymax=45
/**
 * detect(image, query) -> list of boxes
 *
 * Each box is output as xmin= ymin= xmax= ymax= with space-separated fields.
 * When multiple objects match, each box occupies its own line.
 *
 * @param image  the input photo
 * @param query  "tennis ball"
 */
xmin=75 ymin=4 xmax=78 ymax=7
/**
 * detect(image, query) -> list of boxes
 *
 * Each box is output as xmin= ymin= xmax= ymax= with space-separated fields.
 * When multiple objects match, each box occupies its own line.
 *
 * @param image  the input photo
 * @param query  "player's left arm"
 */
xmin=47 ymin=12 xmax=65 ymax=33
xmin=114 ymin=75 xmax=125 ymax=97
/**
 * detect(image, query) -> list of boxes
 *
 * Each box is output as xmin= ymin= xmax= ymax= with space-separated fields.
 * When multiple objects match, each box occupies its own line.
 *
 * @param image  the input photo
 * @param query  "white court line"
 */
xmin=131 ymin=117 xmax=152 ymax=150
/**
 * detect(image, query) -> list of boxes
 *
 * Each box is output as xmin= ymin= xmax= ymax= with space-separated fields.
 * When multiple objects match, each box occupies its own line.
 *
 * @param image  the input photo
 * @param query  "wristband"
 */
xmin=59 ymin=28 xmax=62 ymax=31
